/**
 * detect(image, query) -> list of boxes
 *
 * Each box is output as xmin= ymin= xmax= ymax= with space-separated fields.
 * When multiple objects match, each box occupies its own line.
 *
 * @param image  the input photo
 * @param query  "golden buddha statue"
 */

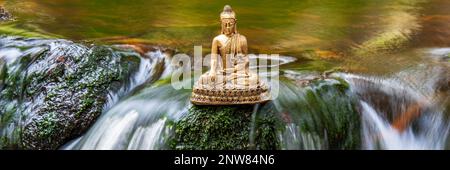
xmin=191 ymin=5 xmax=270 ymax=105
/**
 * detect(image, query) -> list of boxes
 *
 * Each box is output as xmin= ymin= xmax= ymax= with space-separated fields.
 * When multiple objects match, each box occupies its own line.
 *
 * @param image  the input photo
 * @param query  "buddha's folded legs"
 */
xmin=197 ymin=73 xmax=262 ymax=91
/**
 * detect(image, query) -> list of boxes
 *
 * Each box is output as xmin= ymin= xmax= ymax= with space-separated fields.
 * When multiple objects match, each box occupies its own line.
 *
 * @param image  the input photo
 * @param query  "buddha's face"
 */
xmin=221 ymin=18 xmax=236 ymax=36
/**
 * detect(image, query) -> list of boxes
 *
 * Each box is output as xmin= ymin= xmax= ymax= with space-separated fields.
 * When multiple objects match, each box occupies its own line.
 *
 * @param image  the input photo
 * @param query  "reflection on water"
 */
xmin=0 ymin=1 xmax=448 ymax=53
xmin=2 ymin=0 xmax=450 ymax=74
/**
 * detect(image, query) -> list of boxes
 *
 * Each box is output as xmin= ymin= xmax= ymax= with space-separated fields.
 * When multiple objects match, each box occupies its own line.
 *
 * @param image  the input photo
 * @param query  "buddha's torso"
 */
xmin=214 ymin=33 xmax=247 ymax=71
xmin=215 ymin=34 xmax=229 ymax=59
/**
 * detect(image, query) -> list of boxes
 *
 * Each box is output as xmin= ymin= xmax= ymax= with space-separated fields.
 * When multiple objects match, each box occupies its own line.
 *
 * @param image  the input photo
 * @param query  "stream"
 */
xmin=0 ymin=0 xmax=449 ymax=150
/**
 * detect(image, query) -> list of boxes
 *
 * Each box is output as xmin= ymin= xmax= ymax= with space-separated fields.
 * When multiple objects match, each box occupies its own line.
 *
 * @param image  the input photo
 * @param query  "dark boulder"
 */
xmin=0 ymin=37 xmax=143 ymax=149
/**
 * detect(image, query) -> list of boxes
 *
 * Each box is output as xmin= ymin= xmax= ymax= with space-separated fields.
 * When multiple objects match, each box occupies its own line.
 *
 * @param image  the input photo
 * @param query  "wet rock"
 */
xmin=170 ymin=105 xmax=281 ymax=150
xmin=276 ymin=77 xmax=360 ymax=149
xmin=0 ymin=36 xmax=142 ymax=149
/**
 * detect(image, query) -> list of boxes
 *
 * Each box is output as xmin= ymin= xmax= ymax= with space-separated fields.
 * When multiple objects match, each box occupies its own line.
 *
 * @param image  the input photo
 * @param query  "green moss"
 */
xmin=331 ymin=77 xmax=350 ymax=92
xmin=276 ymin=78 xmax=360 ymax=149
xmin=170 ymin=105 xmax=281 ymax=150
xmin=307 ymin=80 xmax=360 ymax=149
xmin=36 ymin=112 xmax=58 ymax=140
xmin=76 ymin=97 xmax=95 ymax=117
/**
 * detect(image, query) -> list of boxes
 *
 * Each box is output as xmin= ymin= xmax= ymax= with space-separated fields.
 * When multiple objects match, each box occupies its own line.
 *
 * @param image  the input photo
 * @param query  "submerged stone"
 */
xmin=0 ymin=37 xmax=142 ymax=149
xmin=276 ymin=77 xmax=361 ymax=149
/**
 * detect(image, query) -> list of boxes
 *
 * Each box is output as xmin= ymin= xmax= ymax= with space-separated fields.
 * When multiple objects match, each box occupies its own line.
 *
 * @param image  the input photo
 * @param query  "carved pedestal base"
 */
xmin=190 ymin=73 xmax=271 ymax=105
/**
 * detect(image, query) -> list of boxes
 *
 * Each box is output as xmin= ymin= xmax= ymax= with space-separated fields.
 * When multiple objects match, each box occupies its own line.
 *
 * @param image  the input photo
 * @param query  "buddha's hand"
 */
xmin=209 ymin=71 xmax=216 ymax=82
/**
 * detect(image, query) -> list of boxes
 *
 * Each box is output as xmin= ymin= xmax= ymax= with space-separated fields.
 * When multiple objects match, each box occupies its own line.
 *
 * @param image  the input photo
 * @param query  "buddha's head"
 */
xmin=220 ymin=5 xmax=237 ymax=36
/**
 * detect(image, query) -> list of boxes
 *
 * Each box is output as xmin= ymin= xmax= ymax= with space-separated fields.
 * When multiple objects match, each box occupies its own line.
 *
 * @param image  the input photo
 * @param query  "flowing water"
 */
xmin=0 ymin=0 xmax=449 ymax=150
xmin=340 ymin=55 xmax=450 ymax=149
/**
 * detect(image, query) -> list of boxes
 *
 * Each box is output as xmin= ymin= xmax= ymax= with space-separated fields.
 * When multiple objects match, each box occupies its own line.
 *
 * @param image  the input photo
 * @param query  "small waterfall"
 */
xmin=62 ymin=49 xmax=190 ymax=150
xmin=338 ymin=60 xmax=450 ymax=150
xmin=275 ymin=49 xmax=449 ymax=150
xmin=127 ymin=117 xmax=167 ymax=150
xmin=273 ymin=77 xmax=357 ymax=150
xmin=279 ymin=123 xmax=325 ymax=150
xmin=248 ymin=104 xmax=260 ymax=149
xmin=103 ymin=50 xmax=166 ymax=111
xmin=360 ymin=101 xmax=449 ymax=149
xmin=91 ymin=110 xmax=140 ymax=150
xmin=62 ymin=84 xmax=191 ymax=150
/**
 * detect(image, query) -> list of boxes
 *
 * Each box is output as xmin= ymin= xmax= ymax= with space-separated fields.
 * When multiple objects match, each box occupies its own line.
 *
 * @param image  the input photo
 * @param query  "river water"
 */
xmin=0 ymin=0 xmax=449 ymax=149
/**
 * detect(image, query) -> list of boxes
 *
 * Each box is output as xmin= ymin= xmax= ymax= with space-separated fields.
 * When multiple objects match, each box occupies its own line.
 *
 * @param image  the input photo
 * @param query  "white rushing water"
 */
xmin=360 ymin=101 xmax=448 ymax=150
xmin=103 ymin=50 xmax=165 ymax=111
xmin=62 ymin=85 xmax=191 ymax=150
xmin=338 ymin=56 xmax=449 ymax=150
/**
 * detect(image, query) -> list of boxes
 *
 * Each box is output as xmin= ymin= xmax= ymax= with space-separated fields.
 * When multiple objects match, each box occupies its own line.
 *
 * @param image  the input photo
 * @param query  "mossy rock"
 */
xmin=276 ymin=78 xmax=361 ymax=149
xmin=303 ymin=79 xmax=360 ymax=149
xmin=170 ymin=105 xmax=281 ymax=150
xmin=0 ymin=37 xmax=142 ymax=149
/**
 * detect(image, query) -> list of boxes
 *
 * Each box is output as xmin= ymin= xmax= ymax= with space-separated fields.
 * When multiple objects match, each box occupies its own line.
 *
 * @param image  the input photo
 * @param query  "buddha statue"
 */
xmin=191 ymin=5 xmax=270 ymax=105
